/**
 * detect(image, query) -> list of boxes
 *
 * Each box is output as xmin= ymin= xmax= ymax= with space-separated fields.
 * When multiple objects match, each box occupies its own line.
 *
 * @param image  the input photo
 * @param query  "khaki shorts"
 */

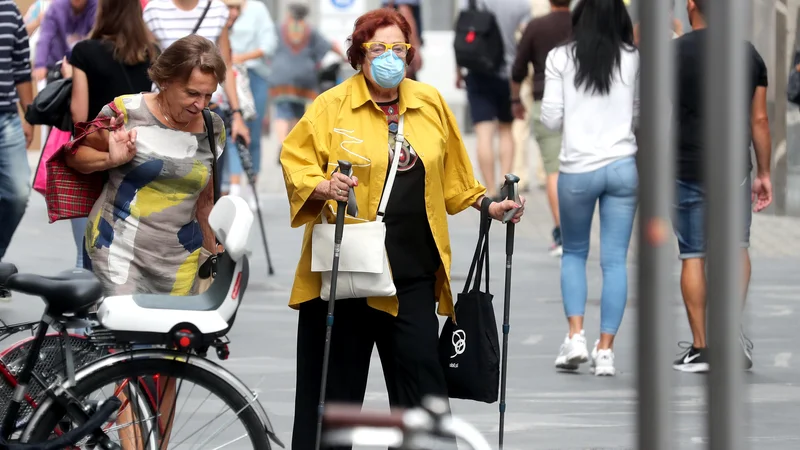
xmin=531 ymin=100 xmax=562 ymax=175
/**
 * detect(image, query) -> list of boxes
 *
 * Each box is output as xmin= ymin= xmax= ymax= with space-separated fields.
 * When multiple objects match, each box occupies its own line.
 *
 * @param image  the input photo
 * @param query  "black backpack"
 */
xmin=453 ymin=0 xmax=505 ymax=75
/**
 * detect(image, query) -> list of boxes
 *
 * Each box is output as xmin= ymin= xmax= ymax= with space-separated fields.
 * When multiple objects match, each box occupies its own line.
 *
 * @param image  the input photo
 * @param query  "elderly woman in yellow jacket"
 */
xmin=280 ymin=8 xmax=525 ymax=448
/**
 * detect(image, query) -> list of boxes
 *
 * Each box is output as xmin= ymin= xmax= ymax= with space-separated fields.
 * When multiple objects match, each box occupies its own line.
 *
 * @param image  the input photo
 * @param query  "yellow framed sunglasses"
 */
xmin=362 ymin=42 xmax=412 ymax=58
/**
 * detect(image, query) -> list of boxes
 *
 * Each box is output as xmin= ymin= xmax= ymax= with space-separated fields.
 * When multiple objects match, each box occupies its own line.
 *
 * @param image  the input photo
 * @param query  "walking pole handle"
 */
xmin=334 ymin=160 xmax=353 ymax=243
xmin=336 ymin=160 xmax=358 ymax=218
xmin=500 ymin=174 xmax=521 ymax=224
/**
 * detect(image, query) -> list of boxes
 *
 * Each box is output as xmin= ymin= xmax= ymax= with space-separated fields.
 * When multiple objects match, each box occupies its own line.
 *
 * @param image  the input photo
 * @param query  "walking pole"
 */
xmin=498 ymin=173 xmax=520 ymax=449
xmin=314 ymin=160 xmax=353 ymax=450
xmin=234 ymin=137 xmax=275 ymax=275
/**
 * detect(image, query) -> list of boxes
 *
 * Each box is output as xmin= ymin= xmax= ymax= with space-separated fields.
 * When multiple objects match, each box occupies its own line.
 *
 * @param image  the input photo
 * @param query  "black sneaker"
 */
xmin=740 ymin=329 xmax=753 ymax=370
xmin=673 ymin=343 xmax=710 ymax=373
xmin=0 ymin=285 xmax=10 ymax=302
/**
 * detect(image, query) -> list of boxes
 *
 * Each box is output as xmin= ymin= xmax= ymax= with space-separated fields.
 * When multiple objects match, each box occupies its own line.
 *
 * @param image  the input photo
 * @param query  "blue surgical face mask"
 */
xmin=369 ymin=51 xmax=406 ymax=89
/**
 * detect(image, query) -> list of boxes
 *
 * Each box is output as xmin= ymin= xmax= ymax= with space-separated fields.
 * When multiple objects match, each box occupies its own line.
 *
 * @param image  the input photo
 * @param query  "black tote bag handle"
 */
xmin=462 ymin=197 xmax=492 ymax=295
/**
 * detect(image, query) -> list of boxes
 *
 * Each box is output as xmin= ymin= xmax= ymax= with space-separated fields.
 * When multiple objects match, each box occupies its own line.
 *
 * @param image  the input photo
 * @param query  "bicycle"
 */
xmin=0 ymin=195 xmax=284 ymax=449
xmin=321 ymin=396 xmax=492 ymax=450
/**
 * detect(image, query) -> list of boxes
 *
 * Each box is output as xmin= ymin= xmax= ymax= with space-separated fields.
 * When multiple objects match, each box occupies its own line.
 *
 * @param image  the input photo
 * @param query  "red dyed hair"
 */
xmin=346 ymin=8 xmax=416 ymax=70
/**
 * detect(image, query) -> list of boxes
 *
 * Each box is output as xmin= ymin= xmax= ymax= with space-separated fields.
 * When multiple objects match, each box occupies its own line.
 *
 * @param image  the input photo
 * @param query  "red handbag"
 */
xmin=44 ymin=102 xmax=124 ymax=223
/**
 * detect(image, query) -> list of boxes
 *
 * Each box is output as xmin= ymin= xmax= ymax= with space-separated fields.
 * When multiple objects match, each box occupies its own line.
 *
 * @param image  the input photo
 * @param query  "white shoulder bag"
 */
xmin=309 ymin=115 xmax=406 ymax=301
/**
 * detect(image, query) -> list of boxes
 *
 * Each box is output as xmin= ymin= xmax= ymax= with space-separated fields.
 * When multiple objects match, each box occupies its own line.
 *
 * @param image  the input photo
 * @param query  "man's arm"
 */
xmin=510 ymin=21 xmax=534 ymax=119
xmin=12 ymin=6 xmax=33 ymax=146
xmin=34 ymin=4 xmax=57 ymax=70
xmin=217 ymin=25 xmax=250 ymax=145
xmin=751 ymin=86 xmax=771 ymax=176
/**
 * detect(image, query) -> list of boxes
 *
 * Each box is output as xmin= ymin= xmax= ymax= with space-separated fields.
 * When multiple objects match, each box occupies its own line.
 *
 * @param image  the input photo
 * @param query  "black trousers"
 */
xmin=291 ymin=277 xmax=449 ymax=450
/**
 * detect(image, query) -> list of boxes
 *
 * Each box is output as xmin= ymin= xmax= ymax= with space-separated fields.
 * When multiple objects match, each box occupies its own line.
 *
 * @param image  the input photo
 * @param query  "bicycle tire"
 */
xmin=24 ymin=356 xmax=271 ymax=449
xmin=0 ymin=334 xmax=105 ymax=421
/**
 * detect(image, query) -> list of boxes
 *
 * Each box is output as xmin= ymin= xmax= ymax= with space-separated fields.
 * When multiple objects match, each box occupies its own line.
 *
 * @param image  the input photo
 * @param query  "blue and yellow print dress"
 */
xmin=84 ymin=94 xmax=226 ymax=297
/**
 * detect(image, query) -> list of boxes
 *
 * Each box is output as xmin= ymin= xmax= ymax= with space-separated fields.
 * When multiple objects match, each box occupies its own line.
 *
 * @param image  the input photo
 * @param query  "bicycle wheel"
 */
xmin=0 ymin=334 xmax=105 ymax=429
xmin=24 ymin=353 xmax=271 ymax=449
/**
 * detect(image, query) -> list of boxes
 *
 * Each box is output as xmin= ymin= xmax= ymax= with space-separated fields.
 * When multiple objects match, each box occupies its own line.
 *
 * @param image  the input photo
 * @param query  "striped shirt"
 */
xmin=143 ymin=0 xmax=229 ymax=50
xmin=0 ymin=0 xmax=31 ymax=113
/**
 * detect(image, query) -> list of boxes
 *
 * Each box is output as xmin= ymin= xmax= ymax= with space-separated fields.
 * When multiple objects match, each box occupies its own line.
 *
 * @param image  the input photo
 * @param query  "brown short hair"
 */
xmin=346 ymin=8 xmax=415 ymax=70
xmin=148 ymin=35 xmax=227 ymax=88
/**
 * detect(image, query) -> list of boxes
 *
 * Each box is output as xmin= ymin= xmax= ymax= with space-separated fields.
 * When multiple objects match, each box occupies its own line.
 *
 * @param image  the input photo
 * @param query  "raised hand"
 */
xmin=107 ymin=115 xmax=137 ymax=168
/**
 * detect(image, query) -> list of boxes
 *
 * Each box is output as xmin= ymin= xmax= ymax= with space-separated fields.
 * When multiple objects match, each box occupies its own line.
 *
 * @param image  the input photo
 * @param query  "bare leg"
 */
xmin=117 ymin=390 xmax=145 ymax=450
xmin=568 ymin=316 xmax=584 ymax=338
xmin=474 ymin=121 xmax=497 ymax=197
xmin=546 ymin=173 xmax=560 ymax=226
xmin=681 ymin=258 xmax=707 ymax=348
xmin=497 ymin=122 xmax=514 ymax=181
xmin=598 ymin=333 xmax=615 ymax=350
xmin=274 ymin=119 xmax=291 ymax=148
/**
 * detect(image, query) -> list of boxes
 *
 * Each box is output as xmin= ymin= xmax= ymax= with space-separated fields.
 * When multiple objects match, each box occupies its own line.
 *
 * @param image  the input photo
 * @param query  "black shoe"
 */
xmin=741 ymin=329 xmax=753 ymax=370
xmin=673 ymin=343 xmax=709 ymax=373
xmin=0 ymin=285 xmax=10 ymax=302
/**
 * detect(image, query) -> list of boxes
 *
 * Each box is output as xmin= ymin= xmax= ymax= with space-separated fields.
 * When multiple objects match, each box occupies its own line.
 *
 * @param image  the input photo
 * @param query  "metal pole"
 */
xmin=706 ymin=0 xmax=747 ymax=448
xmin=636 ymin=0 xmax=675 ymax=448
xmin=772 ymin=0 xmax=789 ymax=215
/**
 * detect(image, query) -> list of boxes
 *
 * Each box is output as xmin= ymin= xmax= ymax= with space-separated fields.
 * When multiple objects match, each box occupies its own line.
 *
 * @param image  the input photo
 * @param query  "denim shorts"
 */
xmin=275 ymin=101 xmax=306 ymax=121
xmin=672 ymin=175 xmax=753 ymax=260
xmin=464 ymin=72 xmax=513 ymax=124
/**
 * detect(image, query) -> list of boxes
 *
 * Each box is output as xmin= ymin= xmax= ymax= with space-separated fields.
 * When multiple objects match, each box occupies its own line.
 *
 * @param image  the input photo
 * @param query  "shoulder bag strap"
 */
xmin=375 ymin=114 xmax=404 ymax=224
xmin=462 ymin=196 xmax=492 ymax=294
xmin=201 ymin=108 xmax=219 ymax=204
xmin=192 ymin=0 xmax=213 ymax=35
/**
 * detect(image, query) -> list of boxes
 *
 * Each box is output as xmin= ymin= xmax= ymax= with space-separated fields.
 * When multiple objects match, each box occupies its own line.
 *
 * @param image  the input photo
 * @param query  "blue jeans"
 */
xmin=0 ymin=113 xmax=30 ymax=261
xmin=227 ymin=69 xmax=268 ymax=179
xmin=672 ymin=175 xmax=752 ymax=259
xmin=558 ymin=156 xmax=638 ymax=335
xmin=71 ymin=217 xmax=88 ymax=268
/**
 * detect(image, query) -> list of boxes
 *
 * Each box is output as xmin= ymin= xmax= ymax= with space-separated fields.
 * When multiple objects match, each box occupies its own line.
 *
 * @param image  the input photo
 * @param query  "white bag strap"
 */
xmin=376 ymin=115 xmax=404 ymax=224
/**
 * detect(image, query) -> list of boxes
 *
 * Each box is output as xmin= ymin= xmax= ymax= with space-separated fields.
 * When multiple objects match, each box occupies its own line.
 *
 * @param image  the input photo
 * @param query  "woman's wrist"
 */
xmin=310 ymin=180 xmax=331 ymax=201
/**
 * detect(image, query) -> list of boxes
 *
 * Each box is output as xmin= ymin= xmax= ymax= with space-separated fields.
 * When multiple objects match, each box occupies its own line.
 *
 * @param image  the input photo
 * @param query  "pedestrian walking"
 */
xmin=62 ymin=0 xmax=157 ymax=269
xmin=269 ymin=1 xmax=344 ymax=169
xmin=0 ymin=0 xmax=34 ymax=301
xmin=143 ymin=0 xmax=252 ymax=195
xmin=279 ymin=8 xmax=525 ymax=449
xmin=670 ymin=0 xmax=772 ymax=373
xmin=221 ymin=0 xmax=276 ymax=209
xmin=541 ymin=0 xmax=640 ymax=376
xmin=32 ymin=0 xmax=97 ymax=269
xmin=455 ymin=0 xmax=530 ymax=199
xmin=510 ymin=0 xmax=572 ymax=256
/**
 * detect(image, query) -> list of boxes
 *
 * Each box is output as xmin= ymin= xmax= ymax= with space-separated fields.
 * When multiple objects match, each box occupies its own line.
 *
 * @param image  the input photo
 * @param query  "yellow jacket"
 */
xmin=280 ymin=73 xmax=486 ymax=318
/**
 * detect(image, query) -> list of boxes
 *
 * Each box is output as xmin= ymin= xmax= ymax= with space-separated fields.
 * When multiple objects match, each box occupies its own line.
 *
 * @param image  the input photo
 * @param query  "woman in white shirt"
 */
xmin=223 ymin=0 xmax=276 ymax=208
xmin=540 ymin=0 xmax=639 ymax=377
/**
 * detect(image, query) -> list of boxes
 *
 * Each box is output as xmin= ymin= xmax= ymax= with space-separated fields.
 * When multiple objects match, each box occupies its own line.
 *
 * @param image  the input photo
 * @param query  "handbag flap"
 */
xmin=310 ymin=221 xmax=387 ymax=273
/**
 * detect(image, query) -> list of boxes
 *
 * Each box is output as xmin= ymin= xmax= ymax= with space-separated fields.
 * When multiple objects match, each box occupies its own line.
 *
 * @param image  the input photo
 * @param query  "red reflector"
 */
xmin=231 ymin=272 xmax=242 ymax=300
xmin=179 ymin=336 xmax=190 ymax=347
xmin=466 ymin=31 xmax=476 ymax=44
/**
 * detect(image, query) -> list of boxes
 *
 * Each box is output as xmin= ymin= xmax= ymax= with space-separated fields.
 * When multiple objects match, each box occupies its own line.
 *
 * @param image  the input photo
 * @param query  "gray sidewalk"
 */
xmin=7 ymin=134 xmax=800 ymax=449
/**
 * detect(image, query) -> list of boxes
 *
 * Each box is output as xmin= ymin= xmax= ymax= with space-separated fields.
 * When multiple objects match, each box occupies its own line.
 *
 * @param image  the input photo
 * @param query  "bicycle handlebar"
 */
xmin=2 ymin=396 xmax=122 ymax=450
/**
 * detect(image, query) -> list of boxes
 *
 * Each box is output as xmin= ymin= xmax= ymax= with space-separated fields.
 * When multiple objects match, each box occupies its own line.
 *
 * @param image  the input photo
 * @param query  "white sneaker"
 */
xmin=244 ymin=184 xmax=258 ymax=211
xmin=590 ymin=340 xmax=616 ymax=376
xmin=555 ymin=330 xmax=589 ymax=371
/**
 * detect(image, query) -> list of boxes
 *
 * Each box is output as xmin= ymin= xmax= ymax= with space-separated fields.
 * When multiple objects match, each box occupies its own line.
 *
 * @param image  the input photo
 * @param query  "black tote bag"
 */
xmin=438 ymin=197 xmax=500 ymax=403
